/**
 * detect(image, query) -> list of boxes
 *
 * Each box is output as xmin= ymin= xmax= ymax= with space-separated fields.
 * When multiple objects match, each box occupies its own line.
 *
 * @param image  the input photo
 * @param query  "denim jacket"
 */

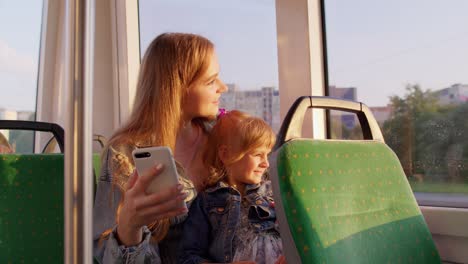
xmin=179 ymin=180 xmax=278 ymax=264
xmin=93 ymin=148 xmax=196 ymax=264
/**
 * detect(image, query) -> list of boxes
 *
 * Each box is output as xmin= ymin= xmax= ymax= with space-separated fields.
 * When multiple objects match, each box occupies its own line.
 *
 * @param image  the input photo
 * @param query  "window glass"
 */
xmin=0 ymin=1 xmax=43 ymax=153
xmin=138 ymin=0 xmax=280 ymax=131
xmin=0 ymin=129 xmax=59 ymax=154
xmin=329 ymin=110 xmax=363 ymax=140
xmin=325 ymin=0 xmax=468 ymax=200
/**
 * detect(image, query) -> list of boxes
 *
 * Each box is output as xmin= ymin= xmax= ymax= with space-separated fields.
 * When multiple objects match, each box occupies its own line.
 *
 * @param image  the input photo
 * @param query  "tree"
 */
xmin=384 ymin=84 xmax=468 ymax=183
xmin=383 ymin=85 xmax=439 ymax=177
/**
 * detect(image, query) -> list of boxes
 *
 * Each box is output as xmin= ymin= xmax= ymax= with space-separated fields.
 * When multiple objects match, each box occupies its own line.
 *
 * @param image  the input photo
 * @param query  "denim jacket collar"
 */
xmin=205 ymin=181 xmax=263 ymax=195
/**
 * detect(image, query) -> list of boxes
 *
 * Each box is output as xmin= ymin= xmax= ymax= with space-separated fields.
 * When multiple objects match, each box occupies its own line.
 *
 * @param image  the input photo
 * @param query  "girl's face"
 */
xmin=184 ymin=52 xmax=228 ymax=120
xmin=225 ymin=146 xmax=271 ymax=187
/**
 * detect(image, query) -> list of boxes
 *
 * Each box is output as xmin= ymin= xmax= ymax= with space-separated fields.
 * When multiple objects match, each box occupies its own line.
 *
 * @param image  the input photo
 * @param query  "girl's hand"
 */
xmin=116 ymin=164 xmax=188 ymax=246
xmin=275 ymin=255 xmax=287 ymax=264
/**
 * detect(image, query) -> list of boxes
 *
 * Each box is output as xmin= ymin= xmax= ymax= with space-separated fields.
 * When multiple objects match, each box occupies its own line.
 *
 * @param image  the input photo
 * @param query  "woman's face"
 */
xmin=184 ymin=52 xmax=228 ymax=120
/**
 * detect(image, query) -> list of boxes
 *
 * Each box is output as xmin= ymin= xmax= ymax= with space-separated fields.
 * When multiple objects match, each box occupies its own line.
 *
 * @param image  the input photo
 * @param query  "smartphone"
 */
xmin=132 ymin=146 xmax=186 ymax=209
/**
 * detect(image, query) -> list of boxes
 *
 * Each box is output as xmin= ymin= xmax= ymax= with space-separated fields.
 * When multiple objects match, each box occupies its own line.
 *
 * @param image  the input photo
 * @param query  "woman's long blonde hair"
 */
xmin=202 ymin=110 xmax=276 ymax=189
xmin=101 ymin=33 xmax=214 ymax=242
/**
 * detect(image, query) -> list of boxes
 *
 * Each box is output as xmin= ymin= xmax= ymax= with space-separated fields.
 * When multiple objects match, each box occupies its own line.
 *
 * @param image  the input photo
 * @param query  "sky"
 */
xmin=138 ymin=0 xmax=279 ymax=92
xmin=1 ymin=0 xmax=467 ymax=111
xmin=0 ymin=0 xmax=42 ymax=112
xmin=325 ymin=0 xmax=468 ymax=106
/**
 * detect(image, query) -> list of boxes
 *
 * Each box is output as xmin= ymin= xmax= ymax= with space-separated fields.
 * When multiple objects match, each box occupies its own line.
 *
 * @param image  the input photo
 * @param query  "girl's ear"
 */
xmin=218 ymin=145 xmax=228 ymax=163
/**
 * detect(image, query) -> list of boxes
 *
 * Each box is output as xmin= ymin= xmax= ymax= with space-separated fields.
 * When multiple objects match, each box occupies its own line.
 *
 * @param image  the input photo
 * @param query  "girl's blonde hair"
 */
xmin=101 ymin=33 xmax=214 ymax=243
xmin=202 ymin=110 xmax=276 ymax=189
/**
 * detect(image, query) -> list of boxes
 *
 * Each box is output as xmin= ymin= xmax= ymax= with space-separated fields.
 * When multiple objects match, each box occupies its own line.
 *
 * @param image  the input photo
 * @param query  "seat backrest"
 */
xmin=93 ymin=134 xmax=107 ymax=149
xmin=0 ymin=154 xmax=64 ymax=263
xmin=270 ymin=96 xmax=441 ymax=264
xmin=0 ymin=120 xmax=65 ymax=153
xmin=0 ymin=152 xmax=102 ymax=263
xmin=42 ymin=137 xmax=59 ymax=153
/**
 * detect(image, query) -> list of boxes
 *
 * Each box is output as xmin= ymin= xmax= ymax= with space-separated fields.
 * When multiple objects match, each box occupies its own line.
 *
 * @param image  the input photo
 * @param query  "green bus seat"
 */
xmin=93 ymin=153 xmax=102 ymax=182
xmin=0 ymin=121 xmax=103 ymax=262
xmin=93 ymin=153 xmax=102 ymax=200
xmin=0 ymin=152 xmax=102 ymax=263
xmin=270 ymin=96 xmax=441 ymax=264
xmin=0 ymin=154 xmax=64 ymax=263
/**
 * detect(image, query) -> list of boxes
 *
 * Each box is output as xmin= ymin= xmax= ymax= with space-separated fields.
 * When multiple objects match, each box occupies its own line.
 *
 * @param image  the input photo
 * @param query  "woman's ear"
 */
xmin=218 ymin=145 xmax=228 ymax=163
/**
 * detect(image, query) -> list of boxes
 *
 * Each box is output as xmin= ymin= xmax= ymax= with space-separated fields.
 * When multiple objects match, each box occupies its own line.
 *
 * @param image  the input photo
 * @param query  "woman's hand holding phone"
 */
xmin=116 ymin=164 xmax=189 ymax=246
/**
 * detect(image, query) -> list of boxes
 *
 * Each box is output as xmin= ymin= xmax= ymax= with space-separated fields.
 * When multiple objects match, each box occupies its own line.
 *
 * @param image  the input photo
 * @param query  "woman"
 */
xmin=93 ymin=32 xmax=228 ymax=263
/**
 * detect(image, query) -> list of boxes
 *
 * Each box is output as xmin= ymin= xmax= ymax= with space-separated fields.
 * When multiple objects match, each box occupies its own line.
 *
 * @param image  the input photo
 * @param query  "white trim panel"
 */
xmin=421 ymin=206 xmax=468 ymax=263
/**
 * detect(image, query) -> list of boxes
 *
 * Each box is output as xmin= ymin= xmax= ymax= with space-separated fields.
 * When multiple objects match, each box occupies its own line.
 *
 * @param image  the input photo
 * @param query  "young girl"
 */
xmin=179 ymin=110 xmax=285 ymax=264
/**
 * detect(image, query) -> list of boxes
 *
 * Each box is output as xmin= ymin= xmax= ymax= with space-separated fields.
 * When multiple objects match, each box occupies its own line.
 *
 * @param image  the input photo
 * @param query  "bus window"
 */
xmin=324 ymin=0 xmax=468 ymax=205
xmin=0 ymin=129 xmax=60 ymax=154
xmin=138 ymin=0 xmax=280 ymax=131
xmin=328 ymin=109 xmax=363 ymax=140
xmin=0 ymin=1 xmax=43 ymax=153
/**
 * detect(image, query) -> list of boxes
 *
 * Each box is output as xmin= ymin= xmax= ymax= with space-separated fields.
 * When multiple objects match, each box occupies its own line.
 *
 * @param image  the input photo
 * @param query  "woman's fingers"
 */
xmin=125 ymin=170 xmax=139 ymax=191
xmin=131 ymin=163 xmax=164 ymax=193
xmin=121 ymin=163 xmax=191 ymax=227
xmin=146 ymin=205 xmax=188 ymax=221
xmin=135 ymin=183 xmax=184 ymax=210
xmin=139 ymin=191 xmax=188 ymax=217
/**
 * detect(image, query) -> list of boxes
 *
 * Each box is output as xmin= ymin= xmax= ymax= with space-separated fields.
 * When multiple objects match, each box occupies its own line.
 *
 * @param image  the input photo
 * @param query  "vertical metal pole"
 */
xmin=276 ymin=0 xmax=327 ymax=138
xmin=64 ymin=0 xmax=94 ymax=263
